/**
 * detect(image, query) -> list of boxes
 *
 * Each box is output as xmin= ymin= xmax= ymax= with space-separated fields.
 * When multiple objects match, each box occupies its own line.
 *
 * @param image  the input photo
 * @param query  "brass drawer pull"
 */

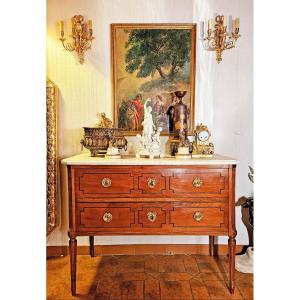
xmin=147 ymin=177 xmax=157 ymax=188
xmin=147 ymin=211 xmax=157 ymax=222
xmin=101 ymin=178 xmax=112 ymax=188
xmin=102 ymin=212 xmax=112 ymax=223
xmin=193 ymin=211 xmax=203 ymax=222
xmin=193 ymin=177 xmax=203 ymax=188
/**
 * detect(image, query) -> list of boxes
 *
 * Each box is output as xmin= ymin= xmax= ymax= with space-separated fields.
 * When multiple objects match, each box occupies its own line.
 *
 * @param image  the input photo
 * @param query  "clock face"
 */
xmin=198 ymin=130 xmax=210 ymax=142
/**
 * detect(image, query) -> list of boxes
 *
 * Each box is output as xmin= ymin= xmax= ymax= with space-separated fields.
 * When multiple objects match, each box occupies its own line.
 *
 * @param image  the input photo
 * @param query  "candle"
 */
xmin=88 ymin=20 xmax=92 ymax=30
xmin=59 ymin=21 xmax=64 ymax=32
xmin=235 ymin=17 xmax=240 ymax=28
xmin=228 ymin=15 xmax=232 ymax=32
xmin=208 ymin=19 xmax=212 ymax=30
xmin=223 ymin=16 xmax=226 ymax=27
xmin=200 ymin=21 xmax=204 ymax=36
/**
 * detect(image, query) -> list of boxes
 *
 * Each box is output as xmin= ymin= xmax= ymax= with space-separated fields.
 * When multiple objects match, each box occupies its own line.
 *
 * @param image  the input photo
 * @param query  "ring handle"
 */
xmin=147 ymin=211 xmax=157 ymax=222
xmin=193 ymin=177 xmax=203 ymax=188
xmin=103 ymin=212 xmax=112 ymax=223
xmin=193 ymin=211 xmax=203 ymax=222
xmin=147 ymin=177 xmax=157 ymax=189
xmin=101 ymin=177 xmax=112 ymax=188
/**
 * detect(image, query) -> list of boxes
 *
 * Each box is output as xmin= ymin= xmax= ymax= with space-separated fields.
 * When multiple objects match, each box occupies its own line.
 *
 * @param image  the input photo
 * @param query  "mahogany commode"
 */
xmin=62 ymin=153 xmax=237 ymax=295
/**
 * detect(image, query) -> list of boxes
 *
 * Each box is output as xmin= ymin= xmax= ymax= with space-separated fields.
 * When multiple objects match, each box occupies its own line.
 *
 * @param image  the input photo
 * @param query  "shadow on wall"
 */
xmin=236 ymin=196 xmax=253 ymax=252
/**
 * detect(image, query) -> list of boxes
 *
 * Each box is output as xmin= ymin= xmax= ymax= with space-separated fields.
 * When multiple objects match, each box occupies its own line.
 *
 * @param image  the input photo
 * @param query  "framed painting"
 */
xmin=111 ymin=23 xmax=196 ymax=135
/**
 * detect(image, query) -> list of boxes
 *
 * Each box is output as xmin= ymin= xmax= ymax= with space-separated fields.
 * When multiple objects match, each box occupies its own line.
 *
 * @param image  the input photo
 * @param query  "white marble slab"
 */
xmin=61 ymin=153 xmax=237 ymax=166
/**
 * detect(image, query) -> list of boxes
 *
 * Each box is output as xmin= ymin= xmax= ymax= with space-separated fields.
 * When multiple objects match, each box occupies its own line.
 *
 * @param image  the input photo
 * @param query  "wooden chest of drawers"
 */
xmin=63 ymin=154 xmax=237 ymax=295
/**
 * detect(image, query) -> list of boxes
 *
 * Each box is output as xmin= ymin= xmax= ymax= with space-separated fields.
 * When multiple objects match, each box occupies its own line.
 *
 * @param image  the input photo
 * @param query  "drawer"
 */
xmin=78 ymin=205 xmax=135 ymax=228
xmin=138 ymin=173 xmax=166 ymax=194
xmin=170 ymin=169 xmax=227 ymax=195
xmin=170 ymin=205 xmax=226 ymax=228
xmin=77 ymin=171 xmax=134 ymax=195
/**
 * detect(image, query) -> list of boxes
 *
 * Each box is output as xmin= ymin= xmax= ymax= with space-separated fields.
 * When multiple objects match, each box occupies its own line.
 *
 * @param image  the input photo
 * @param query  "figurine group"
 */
xmin=81 ymin=92 xmax=214 ymax=158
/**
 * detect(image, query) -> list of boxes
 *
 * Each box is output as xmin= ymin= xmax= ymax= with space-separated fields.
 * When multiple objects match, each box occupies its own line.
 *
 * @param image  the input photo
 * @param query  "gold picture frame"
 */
xmin=46 ymin=79 xmax=58 ymax=236
xmin=111 ymin=23 xmax=196 ymax=136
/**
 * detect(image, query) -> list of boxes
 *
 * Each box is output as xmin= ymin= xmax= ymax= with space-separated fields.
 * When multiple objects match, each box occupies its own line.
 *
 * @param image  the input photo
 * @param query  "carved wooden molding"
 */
xmin=47 ymin=79 xmax=58 ymax=236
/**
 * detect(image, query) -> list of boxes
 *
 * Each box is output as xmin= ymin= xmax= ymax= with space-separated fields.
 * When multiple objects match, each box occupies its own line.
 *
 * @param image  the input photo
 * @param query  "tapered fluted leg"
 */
xmin=228 ymin=236 xmax=236 ymax=294
xmin=69 ymin=237 xmax=77 ymax=296
xmin=89 ymin=236 xmax=95 ymax=257
xmin=209 ymin=235 xmax=214 ymax=256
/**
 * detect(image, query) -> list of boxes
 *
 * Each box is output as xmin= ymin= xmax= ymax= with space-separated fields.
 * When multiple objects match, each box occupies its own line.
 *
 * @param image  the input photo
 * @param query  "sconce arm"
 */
xmin=60 ymin=38 xmax=75 ymax=52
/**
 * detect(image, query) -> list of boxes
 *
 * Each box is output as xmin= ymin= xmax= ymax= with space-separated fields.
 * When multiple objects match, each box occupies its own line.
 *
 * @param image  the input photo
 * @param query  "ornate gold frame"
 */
xmin=46 ymin=79 xmax=58 ymax=236
xmin=111 ymin=23 xmax=196 ymax=136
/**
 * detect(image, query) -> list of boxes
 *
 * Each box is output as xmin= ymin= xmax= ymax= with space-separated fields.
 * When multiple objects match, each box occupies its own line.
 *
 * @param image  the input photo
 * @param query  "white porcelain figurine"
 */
xmin=136 ymin=98 xmax=162 ymax=159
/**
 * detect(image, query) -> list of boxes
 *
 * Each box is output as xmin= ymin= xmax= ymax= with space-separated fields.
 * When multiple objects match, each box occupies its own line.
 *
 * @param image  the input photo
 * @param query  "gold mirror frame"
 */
xmin=46 ymin=79 xmax=58 ymax=236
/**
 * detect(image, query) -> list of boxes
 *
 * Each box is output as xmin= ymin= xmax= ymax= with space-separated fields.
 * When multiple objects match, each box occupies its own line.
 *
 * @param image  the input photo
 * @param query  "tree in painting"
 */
xmin=124 ymin=29 xmax=191 ymax=92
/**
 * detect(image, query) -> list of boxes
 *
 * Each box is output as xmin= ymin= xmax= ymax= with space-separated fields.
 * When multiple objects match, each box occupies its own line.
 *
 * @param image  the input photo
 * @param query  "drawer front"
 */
xmin=78 ymin=171 xmax=134 ymax=195
xmin=170 ymin=170 xmax=227 ymax=195
xmin=138 ymin=173 xmax=166 ymax=194
xmin=79 ymin=206 xmax=134 ymax=228
xmin=170 ymin=206 xmax=226 ymax=228
xmin=74 ymin=166 xmax=228 ymax=200
xmin=76 ymin=202 xmax=227 ymax=233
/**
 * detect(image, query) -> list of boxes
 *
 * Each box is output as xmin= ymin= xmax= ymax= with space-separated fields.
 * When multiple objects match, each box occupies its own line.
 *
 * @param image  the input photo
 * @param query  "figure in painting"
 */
xmin=118 ymin=95 xmax=142 ymax=131
xmin=152 ymin=95 xmax=167 ymax=131
xmin=166 ymin=92 xmax=178 ymax=132
xmin=126 ymin=101 xmax=139 ymax=130
xmin=132 ymin=94 xmax=144 ymax=130
xmin=118 ymin=97 xmax=128 ymax=129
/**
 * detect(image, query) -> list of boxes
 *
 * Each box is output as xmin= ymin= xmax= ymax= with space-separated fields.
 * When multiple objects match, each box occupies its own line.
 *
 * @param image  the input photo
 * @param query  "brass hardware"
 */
xmin=101 ymin=178 xmax=112 ymax=187
xmin=193 ymin=177 xmax=203 ymax=188
xmin=147 ymin=211 xmax=157 ymax=222
xmin=193 ymin=211 xmax=203 ymax=222
xmin=102 ymin=212 xmax=112 ymax=223
xmin=147 ymin=177 xmax=157 ymax=188
xmin=59 ymin=15 xmax=95 ymax=64
xmin=200 ymin=15 xmax=241 ymax=63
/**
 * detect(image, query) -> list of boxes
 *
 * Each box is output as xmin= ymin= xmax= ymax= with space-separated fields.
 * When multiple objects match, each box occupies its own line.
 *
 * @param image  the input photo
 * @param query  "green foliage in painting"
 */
xmin=124 ymin=29 xmax=191 ymax=80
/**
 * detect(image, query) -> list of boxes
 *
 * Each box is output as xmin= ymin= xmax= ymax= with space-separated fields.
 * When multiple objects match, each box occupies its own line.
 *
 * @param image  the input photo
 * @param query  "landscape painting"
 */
xmin=111 ymin=23 xmax=196 ymax=135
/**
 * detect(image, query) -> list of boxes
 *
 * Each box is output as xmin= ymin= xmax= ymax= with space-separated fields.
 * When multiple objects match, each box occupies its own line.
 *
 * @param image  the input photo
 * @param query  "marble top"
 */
xmin=61 ymin=153 xmax=237 ymax=166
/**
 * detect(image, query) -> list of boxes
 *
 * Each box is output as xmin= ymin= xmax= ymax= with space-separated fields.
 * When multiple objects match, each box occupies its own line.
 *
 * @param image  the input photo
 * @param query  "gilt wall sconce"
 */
xmin=59 ymin=15 xmax=95 ymax=64
xmin=200 ymin=15 xmax=241 ymax=63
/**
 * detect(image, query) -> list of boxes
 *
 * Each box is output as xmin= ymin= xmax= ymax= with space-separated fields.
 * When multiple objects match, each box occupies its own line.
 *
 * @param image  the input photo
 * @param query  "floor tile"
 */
xmin=144 ymin=278 xmax=160 ymax=300
xmin=237 ymin=285 xmax=253 ymax=300
xmin=204 ymin=280 xmax=243 ymax=299
xmin=190 ymin=278 xmax=210 ymax=299
xmin=183 ymin=255 xmax=200 ymax=274
xmin=110 ymin=280 xmax=144 ymax=300
xmin=160 ymin=280 xmax=193 ymax=300
xmin=158 ymin=257 xmax=186 ymax=273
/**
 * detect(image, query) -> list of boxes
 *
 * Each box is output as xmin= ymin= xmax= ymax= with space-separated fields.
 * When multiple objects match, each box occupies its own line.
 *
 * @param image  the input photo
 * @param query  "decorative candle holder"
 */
xmin=200 ymin=15 xmax=241 ymax=63
xmin=59 ymin=15 xmax=95 ymax=64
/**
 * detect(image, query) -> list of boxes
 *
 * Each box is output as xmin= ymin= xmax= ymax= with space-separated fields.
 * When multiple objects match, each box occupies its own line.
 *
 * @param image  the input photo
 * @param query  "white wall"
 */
xmin=46 ymin=0 xmax=253 ymax=246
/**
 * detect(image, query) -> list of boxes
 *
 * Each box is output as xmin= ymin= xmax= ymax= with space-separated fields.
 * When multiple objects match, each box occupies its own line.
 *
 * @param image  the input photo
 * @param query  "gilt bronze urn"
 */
xmin=80 ymin=113 xmax=127 ymax=157
xmin=80 ymin=127 xmax=127 ymax=157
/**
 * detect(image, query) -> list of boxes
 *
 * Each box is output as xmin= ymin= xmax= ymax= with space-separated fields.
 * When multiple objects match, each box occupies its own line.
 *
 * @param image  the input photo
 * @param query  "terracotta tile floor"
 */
xmin=47 ymin=254 xmax=253 ymax=300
